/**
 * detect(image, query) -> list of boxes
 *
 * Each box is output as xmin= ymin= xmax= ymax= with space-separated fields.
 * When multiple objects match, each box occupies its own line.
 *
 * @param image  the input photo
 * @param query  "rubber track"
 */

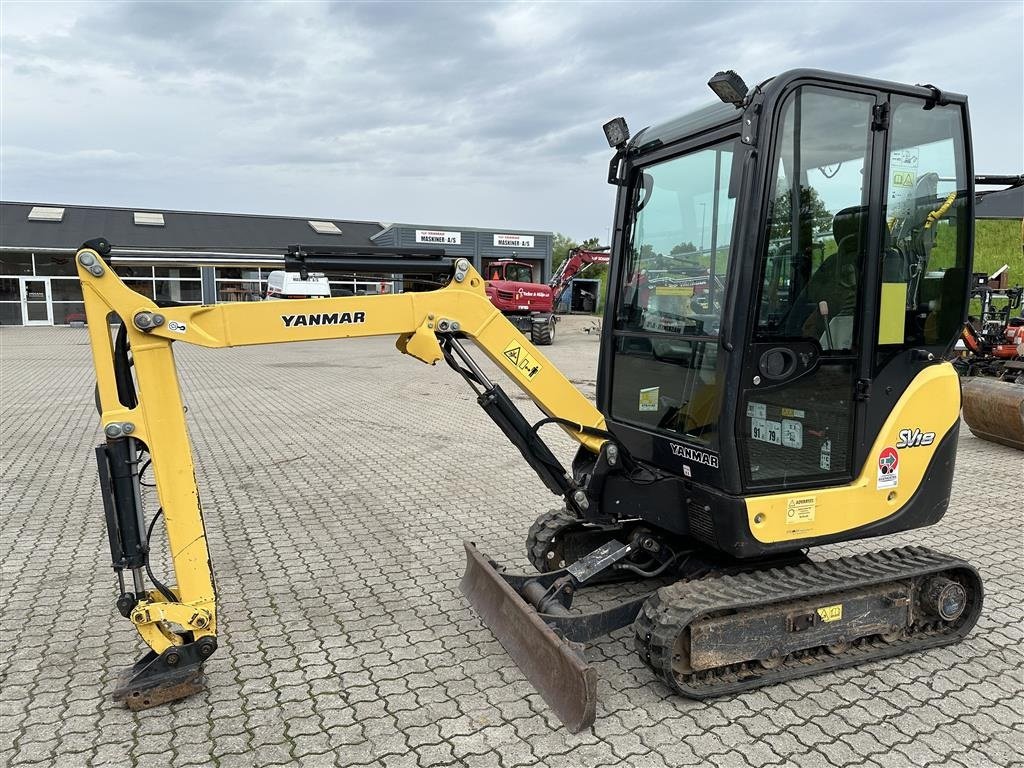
xmin=634 ymin=545 xmax=983 ymax=698
xmin=526 ymin=508 xmax=580 ymax=573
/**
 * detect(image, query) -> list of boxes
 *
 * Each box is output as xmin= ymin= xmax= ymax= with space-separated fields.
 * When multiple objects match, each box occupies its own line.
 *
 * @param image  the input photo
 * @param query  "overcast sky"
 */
xmin=2 ymin=1 xmax=1022 ymax=242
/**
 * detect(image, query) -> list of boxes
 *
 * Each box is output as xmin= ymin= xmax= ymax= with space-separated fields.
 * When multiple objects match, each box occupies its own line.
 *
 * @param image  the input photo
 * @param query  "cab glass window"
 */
xmin=743 ymin=86 xmax=874 ymax=487
xmin=507 ymin=264 xmax=533 ymax=282
xmin=616 ymin=141 xmax=736 ymax=336
xmin=755 ymin=87 xmax=874 ymax=352
xmin=877 ymin=99 xmax=969 ymax=369
xmin=610 ymin=138 xmax=737 ymax=446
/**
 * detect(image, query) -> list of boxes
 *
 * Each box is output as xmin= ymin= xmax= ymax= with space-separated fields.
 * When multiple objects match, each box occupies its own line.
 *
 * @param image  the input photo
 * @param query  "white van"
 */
xmin=264 ymin=271 xmax=332 ymax=300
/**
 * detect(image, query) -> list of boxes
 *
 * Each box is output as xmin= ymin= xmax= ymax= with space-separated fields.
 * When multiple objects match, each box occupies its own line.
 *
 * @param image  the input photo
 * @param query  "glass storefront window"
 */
xmin=50 ymin=279 xmax=84 ymax=302
xmin=0 ymin=303 xmax=22 ymax=324
xmin=1 ymin=253 xmax=33 ymax=276
xmin=216 ymin=267 xmax=260 ymax=302
xmin=124 ymin=280 xmax=154 ymax=298
xmin=52 ymin=303 xmax=87 ymax=324
xmin=0 ymin=278 xmax=18 ymax=301
xmin=33 ymin=252 xmax=79 ymax=276
xmin=115 ymin=265 xmax=154 ymax=279
xmin=216 ymin=283 xmax=261 ymax=301
xmin=155 ymin=267 xmax=200 ymax=279
xmin=155 ymin=280 xmax=202 ymax=303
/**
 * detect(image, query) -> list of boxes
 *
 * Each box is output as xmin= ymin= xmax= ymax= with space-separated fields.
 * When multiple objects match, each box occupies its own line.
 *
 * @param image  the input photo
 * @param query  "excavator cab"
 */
xmin=487 ymin=259 xmax=536 ymax=283
xmin=464 ymin=70 xmax=982 ymax=729
xmin=596 ymin=70 xmax=972 ymax=544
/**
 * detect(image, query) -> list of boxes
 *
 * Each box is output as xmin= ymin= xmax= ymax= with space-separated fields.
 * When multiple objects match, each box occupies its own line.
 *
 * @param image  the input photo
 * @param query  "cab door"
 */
xmin=738 ymin=84 xmax=882 ymax=491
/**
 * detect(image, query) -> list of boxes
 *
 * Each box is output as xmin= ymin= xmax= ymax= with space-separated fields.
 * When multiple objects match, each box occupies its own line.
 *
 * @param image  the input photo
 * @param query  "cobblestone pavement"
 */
xmin=2 ymin=320 xmax=1022 ymax=768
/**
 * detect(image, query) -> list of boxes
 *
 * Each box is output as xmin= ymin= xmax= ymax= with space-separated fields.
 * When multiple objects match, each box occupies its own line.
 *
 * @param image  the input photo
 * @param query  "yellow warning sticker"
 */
xmin=503 ymin=340 xmax=543 ymax=380
xmin=785 ymin=496 xmax=816 ymax=524
xmin=892 ymin=170 xmax=916 ymax=187
xmin=639 ymin=386 xmax=660 ymax=412
xmin=817 ymin=604 xmax=843 ymax=623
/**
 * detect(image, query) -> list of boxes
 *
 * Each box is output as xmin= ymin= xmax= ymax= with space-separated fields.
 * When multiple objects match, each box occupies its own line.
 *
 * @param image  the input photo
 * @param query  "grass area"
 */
xmin=973 ymin=218 xmax=1023 ymax=284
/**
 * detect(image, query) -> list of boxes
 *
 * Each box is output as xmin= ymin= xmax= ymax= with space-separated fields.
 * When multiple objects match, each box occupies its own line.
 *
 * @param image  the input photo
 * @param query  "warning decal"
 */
xmin=503 ymin=340 xmax=543 ymax=380
xmin=876 ymin=446 xmax=899 ymax=489
xmin=786 ymin=496 xmax=816 ymax=524
xmin=639 ymin=387 xmax=659 ymax=412
xmin=817 ymin=604 xmax=843 ymax=623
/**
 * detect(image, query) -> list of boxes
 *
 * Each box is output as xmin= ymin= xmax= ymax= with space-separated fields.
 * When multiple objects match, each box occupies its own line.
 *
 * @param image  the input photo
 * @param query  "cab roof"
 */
xmin=630 ymin=100 xmax=741 ymax=154
xmin=626 ymin=68 xmax=969 ymax=157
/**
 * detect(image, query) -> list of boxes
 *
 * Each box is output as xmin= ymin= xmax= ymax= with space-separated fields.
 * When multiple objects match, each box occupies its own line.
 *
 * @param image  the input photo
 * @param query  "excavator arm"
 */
xmin=548 ymin=247 xmax=610 ymax=306
xmin=77 ymin=240 xmax=610 ymax=708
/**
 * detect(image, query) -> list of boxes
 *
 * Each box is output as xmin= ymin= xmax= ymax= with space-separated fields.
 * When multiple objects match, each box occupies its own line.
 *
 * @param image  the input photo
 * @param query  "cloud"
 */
xmin=1 ymin=0 xmax=1021 ymax=239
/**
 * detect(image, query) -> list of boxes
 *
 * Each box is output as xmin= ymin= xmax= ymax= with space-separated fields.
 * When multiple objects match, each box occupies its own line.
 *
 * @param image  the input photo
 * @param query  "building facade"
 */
xmin=372 ymin=224 xmax=552 ymax=283
xmin=0 ymin=203 xmax=553 ymax=325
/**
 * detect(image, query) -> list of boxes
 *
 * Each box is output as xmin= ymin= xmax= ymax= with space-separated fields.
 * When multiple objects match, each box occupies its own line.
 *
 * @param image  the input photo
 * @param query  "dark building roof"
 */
xmin=976 ymin=184 xmax=1024 ymax=220
xmin=0 ymin=201 xmax=385 ymax=251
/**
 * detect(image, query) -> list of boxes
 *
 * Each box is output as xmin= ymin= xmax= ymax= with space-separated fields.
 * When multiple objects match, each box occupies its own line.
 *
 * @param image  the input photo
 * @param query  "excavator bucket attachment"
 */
xmin=460 ymin=542 xmax=598 ymax=732
xmin=961 ymin=377 xmax=1024 ymax=450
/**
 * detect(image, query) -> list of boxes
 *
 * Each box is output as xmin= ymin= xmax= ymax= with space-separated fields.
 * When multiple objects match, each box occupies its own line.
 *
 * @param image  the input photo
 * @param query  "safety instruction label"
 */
xmin=876 ymin=446 xmax=899 ymax=489
xmin=817 ymin=604 xmax=843 ymax=623
xmin=786 ymin=496 xmax=816 ymax=524
xmin=638 ymin=386 xmax=660 ymax=412
xmin=503 ymin=340 xmax=543 ymax=380
xmin=781 ymin=418 xmax=803 ymax=449
xmin=751 ymin=418 xmax=781 ymax=445
xmin=889 ymin=147 xmax=920 ymax=219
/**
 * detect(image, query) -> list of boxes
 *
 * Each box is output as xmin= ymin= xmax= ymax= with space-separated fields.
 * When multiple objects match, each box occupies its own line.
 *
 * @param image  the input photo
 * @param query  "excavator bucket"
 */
xmin=460 ymin=542 xmax=598 ymax=732
xmin=961 ymin=377 xmax=1024 ymax=450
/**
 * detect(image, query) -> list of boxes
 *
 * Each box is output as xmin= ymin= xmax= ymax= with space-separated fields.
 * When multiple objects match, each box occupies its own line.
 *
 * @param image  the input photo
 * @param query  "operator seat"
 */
xmin=786 ymin=206 xmax=863 ymax=348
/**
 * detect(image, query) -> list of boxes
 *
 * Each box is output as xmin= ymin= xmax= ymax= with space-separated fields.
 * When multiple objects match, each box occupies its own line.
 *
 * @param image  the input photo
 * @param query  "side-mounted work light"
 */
xmin=708 ymin=70 xmax=748 ymax=106
xmin=603 ymin=117 xmax=630 ymax=149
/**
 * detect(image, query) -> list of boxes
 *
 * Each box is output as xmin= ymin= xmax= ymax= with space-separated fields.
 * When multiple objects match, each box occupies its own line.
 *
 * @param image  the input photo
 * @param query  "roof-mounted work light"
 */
xmin=603 ymin=117 xmax=630 ymax=149
xmin=708 ymin=70 xmax=748 ymax=106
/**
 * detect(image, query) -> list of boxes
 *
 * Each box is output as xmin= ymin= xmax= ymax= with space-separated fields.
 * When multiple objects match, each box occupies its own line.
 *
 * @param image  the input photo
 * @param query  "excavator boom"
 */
xmin=78 ymin=239 xmax=610 ymax=710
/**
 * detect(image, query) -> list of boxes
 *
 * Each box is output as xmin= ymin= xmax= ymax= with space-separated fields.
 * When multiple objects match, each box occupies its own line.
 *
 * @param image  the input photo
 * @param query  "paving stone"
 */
xmin=1 ymin=322 xmax=1020 ymax=768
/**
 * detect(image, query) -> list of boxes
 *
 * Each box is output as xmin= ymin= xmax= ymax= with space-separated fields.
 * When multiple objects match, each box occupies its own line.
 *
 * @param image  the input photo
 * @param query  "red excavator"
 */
xmin=484 ymin=247 xmax=610 ymax=345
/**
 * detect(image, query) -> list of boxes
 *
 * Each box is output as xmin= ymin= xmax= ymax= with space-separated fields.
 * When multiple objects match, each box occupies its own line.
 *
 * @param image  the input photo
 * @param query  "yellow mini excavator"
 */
xmin=79 ymin=69 xmax=991 ymax=731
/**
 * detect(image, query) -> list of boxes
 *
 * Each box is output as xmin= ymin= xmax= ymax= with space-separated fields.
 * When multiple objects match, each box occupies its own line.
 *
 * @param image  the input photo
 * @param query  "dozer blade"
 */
xmin=460 ymin=541 xmax=597 ymax=732
xmin=961 ymin=377 xmax=1024 ymax=450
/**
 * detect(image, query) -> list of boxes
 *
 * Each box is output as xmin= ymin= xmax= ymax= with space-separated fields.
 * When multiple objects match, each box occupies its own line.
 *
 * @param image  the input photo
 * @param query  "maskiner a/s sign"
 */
xmin=493 ymin=234 xmax=535 ymax=248
xmin=416 ymin=230 xmax=461 ymax=245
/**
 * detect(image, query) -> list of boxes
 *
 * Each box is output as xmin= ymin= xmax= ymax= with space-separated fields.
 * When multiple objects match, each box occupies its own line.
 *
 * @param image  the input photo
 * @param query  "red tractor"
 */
xmin=484 ymin=247 xmax=610 ymax=345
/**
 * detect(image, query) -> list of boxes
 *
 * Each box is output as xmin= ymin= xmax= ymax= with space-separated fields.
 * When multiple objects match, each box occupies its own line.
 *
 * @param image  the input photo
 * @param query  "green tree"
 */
xmin=551 ymin=233 xmax=610 ymax=312
xmin=552 ymin=233 xmax=604 ymax=270
xmin=771 ymin=184 xmax=833 ymax=238
xmin=551 ymin=232 xmax=577 ymax=270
